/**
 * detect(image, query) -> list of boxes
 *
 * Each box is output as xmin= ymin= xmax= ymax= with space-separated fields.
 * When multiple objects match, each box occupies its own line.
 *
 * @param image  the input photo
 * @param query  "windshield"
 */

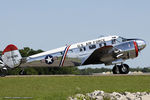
xmin=116 ymin=36 xmax=127 ymax=43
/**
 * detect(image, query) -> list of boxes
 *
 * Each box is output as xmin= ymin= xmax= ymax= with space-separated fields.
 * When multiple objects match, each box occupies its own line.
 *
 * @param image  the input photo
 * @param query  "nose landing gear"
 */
xmin=112 ymin=64 xmax=129 ymax=74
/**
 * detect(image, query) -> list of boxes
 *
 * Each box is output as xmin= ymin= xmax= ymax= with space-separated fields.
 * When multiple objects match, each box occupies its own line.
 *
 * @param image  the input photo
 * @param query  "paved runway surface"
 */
xmin=4 ymin=73 xmax=150 ymax=77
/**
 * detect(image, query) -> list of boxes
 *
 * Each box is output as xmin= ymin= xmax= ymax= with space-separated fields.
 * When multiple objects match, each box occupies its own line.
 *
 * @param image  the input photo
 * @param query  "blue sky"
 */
xmin=0 ymin=0 xmax=149 ymax=68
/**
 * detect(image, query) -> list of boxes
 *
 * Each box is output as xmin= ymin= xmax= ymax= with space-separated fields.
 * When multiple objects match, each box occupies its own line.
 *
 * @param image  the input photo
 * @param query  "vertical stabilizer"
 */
xmin=2 ymin=44 xmax=22 ymax=68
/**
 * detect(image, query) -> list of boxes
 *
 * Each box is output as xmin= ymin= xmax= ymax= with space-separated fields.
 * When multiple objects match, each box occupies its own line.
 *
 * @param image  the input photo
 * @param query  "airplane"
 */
xmin=0 ymin=35 xmax=146 ymax=76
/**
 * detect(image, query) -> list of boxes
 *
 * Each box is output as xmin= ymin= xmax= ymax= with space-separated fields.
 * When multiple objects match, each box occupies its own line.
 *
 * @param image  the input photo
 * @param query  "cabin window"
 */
xmin=99 ymin=44 xmax=102 ymax=47
xmin=104 ymin=42 xmax=106 ymax=46
xmin=80 ymin=47 xmax=86 ymax=52
xmin=80 ymin=48 xmax=83 ymax=52
xmin=83 ymin=47 xmax=86 ymax=51
xmin=69 ymin=49 xmax=73 ymax=53
xmin=89 ymin=45 xmax=96 ymax=49
xmin=60 ymin=52 xmax=63 ymax=55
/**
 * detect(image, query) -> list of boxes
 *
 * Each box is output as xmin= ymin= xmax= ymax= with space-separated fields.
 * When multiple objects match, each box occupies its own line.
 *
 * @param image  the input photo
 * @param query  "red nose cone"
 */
xmin=133 ymin=41 xmax=138 ymax=57
xmin=2 ymin=44 xmax=18 ymax=55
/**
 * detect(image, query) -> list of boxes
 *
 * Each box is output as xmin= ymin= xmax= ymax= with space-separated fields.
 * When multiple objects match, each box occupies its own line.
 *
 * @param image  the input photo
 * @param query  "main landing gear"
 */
xmin=112 ymin=64 xmax=129 ymax=74
xmin=0 ymin=68 xmax=8 ymax=77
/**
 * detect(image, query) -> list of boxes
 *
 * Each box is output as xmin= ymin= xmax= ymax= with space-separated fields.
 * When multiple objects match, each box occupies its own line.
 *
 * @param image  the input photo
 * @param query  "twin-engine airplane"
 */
xmin=0 ymin=35 xmax=146 ymax=76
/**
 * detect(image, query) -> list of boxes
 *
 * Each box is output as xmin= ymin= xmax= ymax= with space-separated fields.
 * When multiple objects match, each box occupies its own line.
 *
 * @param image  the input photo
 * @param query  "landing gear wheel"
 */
xmin=112 ymin=65 xmax=120 ymax=74
xmin=119 ymin=64 xmax=129 ymax=74
xmin=0 ymin=68 xmax=8 ymax=77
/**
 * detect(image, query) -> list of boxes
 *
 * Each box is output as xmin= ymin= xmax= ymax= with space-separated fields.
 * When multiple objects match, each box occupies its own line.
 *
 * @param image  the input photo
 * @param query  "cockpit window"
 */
xmin=116 ymin=36 xmax=127 ymax=43
xmin=112 ymin=39 xmax=116 ymax=44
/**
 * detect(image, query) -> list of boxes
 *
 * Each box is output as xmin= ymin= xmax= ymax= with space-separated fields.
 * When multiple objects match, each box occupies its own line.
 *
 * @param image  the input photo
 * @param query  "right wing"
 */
xmin=82 ymin=46 xmax=113 ymax=65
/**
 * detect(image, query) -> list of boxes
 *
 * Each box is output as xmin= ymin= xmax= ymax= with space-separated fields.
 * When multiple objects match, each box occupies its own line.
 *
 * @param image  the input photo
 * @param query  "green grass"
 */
xmin=0 ymin=75 xmax=150 ymax=100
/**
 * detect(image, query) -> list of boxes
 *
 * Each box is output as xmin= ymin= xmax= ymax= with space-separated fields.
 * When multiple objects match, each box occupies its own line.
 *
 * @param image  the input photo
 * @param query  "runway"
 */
xmin=4 ymin=73 xmax=150 ymax=77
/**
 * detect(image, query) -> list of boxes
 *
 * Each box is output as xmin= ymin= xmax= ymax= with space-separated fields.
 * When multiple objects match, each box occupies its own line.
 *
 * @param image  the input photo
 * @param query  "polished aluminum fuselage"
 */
xmin=22 ymin=36 xmax=146 ymax=67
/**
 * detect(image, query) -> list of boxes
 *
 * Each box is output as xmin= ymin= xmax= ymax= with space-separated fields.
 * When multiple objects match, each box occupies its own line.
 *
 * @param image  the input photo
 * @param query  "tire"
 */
xmin=119 ymin=64 xmax=129 ymax=74
xmin=112 ymin=65 xmax=120 ymax=74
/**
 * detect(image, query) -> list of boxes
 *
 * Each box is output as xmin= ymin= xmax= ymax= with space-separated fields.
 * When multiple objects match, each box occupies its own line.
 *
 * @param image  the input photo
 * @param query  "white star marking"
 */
xmin=46 ymin=56 xmax=53 ymax=63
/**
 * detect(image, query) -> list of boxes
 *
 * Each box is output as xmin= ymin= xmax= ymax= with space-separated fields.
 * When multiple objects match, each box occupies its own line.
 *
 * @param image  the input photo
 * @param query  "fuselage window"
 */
xmin=80 ymin=47 xmax=86 ymax=52
xmin=89 ymin=45 xmax=96 ymax=49
xmin=69 ymin=49 xmax=73 ymax=53
xmin=83 ymin=47 xmax=86 ymax=51
xmin=99 ymin=44 xmax=102 ymax=47
xmin=80 ymin=48 xmax=83 ymax=52
xmin=104 ymin=42 xmax=106 ymax=46
xmin=60 ymin=52 xmax=63 ymax=55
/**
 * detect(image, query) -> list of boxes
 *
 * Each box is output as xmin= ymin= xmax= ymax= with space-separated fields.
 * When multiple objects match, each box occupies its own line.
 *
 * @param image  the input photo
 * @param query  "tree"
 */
xmin=19 ymin=47 xmax=44 ymax=57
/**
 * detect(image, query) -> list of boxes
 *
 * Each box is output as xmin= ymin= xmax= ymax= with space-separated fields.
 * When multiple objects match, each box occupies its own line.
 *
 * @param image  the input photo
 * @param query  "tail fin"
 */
xmin=2 ymin=44 xmax=22 ymax=68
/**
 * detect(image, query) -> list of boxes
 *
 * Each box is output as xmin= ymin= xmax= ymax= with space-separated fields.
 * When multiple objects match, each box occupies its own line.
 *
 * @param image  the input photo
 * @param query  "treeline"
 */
xmin=19 ymin=47 xmax=44 ymax=57
xmin=6 ymin=67 xmax=150 ymax=75
xmin=0 ymin=47 xmax=43 ymax=57
xmin=8 ymin=67 xmax=112 ymax=75
xmin=130 ymin=67 xmax=150 ymax=73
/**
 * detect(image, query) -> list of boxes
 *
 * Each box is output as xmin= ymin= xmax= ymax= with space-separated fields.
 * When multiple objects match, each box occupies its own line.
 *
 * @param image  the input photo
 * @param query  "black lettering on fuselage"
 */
xmin=77 ymin=39 xmax=106 ymax=48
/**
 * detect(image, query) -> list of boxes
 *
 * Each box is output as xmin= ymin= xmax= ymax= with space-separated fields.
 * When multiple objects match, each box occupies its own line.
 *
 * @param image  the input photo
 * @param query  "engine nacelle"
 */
xmin=2 ymin=44 xmax=22 ymax=68
xmin=114 ymin=41 xmax=138 ymax=60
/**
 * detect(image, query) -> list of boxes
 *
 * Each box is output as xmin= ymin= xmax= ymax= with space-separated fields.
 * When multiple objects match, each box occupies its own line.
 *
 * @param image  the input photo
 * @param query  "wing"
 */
xmin=21 ymin=45 xmax=76 ymax=67
xmin=26 ymin=47 xmax=65 ymax=63
xmin=82 ymin=45 xmax=126 ymax=65
xmin=82 ymin=46 xmax=114 ymax=65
